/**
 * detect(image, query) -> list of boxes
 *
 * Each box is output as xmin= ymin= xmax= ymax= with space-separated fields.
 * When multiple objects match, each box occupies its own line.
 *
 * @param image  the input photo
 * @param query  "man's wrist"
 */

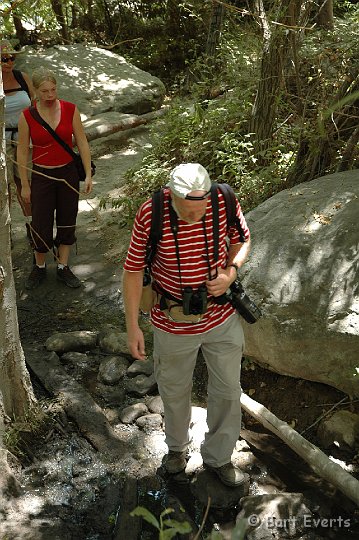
xmin=227 ymin=262 xmax=239 ymax=272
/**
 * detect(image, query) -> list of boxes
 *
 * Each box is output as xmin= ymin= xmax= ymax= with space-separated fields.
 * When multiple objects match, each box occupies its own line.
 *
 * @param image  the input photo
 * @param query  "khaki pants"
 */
xmin=153 ymin=314 xmax=244 ymax=467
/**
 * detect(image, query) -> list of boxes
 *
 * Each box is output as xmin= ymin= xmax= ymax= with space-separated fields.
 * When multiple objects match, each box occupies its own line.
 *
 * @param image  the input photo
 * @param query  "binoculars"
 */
xmin=182 ymin=284 xmax=208 ymax=315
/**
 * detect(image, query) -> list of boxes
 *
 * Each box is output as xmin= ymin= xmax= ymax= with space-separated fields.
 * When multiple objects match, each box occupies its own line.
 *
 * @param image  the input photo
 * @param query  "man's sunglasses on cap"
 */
xmin=185 ymin=190 xmax=211 ymax=201
xmin=1 ymin=55 xmax=16 ymax=63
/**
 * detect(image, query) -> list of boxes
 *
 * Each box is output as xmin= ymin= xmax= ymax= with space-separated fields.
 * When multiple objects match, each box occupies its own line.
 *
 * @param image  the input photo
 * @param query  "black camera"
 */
xmin=229 ymin=279 xmax=262 ymax=324
xmin=182 ymin=284 xmax=208 ymax=315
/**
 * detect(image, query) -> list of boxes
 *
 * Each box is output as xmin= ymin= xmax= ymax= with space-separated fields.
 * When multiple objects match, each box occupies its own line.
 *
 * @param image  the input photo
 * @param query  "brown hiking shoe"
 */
xmin=204 ymin=462 xmax=246 ymax=487
xmin=163 ymin=450 xmax=188 ymax=474
xmin=25 ymin=265 xmax=46 ymax=290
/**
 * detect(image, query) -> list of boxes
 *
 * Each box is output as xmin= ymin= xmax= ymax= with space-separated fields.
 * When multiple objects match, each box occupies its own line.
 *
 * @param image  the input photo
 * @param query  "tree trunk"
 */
xmin=11 ymin=2 xmax=28 ymax=46
xmin=0 ymin=82 xmax=35 ymax=418
xmin=206 ymin=3 xmax=225 ymax=57
xmin=286 ymin=71 xmax=359 ymax=186
xmin=316 ymin=0 xmax=334 ymax=30
xmin=50 ymin=0 xmax=69 ymax=42
xmin=251 ymin=0 xmax=302 ymax=160
xmin=165 ymin=0 xmax=183 ymax=34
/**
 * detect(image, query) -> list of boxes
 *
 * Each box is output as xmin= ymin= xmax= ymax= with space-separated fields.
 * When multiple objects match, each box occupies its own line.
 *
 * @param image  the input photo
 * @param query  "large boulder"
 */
xmin=16 ymin=44 xmax=165 ymax=118
xmin=241 ymin=170 xmax=359 ymax=397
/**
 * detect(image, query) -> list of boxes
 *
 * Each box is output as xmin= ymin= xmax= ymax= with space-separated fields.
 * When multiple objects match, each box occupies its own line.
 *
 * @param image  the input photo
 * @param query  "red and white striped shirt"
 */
xmin=124 ymin=187 xmax=250 ymax=334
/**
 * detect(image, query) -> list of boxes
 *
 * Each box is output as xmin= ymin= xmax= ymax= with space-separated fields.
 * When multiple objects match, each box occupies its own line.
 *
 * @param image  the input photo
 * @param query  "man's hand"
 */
xmin=206 ymin=267 xmax=236 ymax=297
xmin=127 ymin=325 xmax=146 ymax=361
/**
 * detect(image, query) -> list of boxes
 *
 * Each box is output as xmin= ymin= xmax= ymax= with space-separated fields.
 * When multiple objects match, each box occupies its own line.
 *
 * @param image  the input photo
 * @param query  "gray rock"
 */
xmin=146 ymin=395 xmax=164 ymax=415
xmin=127 ymin=357 xmax=154 ymax=377
xmin=191 ymin=469 xmax=249 ymax=508
xmin=317 ymin=410 xmax=359 ymax=449
xmin=98 ymin=327 xmax=129 ymax=355
xmin=16 ymin=44 xmax=165 ymax=117
xmin=237 ymin=493 xmax=313 ymax=540
xmin=95 ymin=383 xmax=126 ymax=407
xmin=45 ymin=331 xmax=98 ymax=354
xmin=135 ymin=414 xmax=163 ymax=432
xmin=125 ymin=374 xmax=157 ymax=397
xmin=98 ymin=356 xmax=129 ymax=385
xmin=241 ymin=171 xmax=359 ymax=396
xmin=61 ymin=352 xmax=89 ymax=365
xmin=120 ymin=403 xmax=149 ymax=424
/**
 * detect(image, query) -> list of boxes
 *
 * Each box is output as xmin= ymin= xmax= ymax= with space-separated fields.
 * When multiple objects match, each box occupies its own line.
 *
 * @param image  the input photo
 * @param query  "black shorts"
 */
xmin=30 ymin=161 xmax=80 ymax=253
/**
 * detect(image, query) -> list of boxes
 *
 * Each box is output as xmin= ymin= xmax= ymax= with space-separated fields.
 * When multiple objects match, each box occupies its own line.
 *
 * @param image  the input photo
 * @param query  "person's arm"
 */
xmin=206 ymin=239 xmax=251 ymax=297
xmin=207 ymin=195 xmax=251 ymax=297
xmin=22 ymin=72 xmax=35 ymax=103
xmin=122 ymin=269 xmax=146 ymax=361
xmin=16 ymin=112 xmax=31 ymax=204
xmin=72 ymin=106 xmax=92 ymax=194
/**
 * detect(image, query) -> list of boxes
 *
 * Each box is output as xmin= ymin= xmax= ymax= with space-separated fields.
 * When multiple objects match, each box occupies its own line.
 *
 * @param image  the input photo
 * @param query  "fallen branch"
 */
xmin=83 ymin=107 xmax=168 ymax=143
xmin=27 ymin=352 xmax=125 ymax=457
xmin=240 ymin=392 xmax=359 ymax=507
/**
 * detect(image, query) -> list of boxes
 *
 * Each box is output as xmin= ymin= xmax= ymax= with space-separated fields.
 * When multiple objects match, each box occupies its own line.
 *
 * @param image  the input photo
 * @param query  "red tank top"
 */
xmin=23 ymin=100 xmax=76 ymax=166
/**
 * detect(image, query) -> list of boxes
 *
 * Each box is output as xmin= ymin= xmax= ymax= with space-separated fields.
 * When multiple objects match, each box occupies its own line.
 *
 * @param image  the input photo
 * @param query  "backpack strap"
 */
xmin=13 ymin=70 xmax=31 ymax=99
xmin=211 ymin=183 xmax=220 ymax=262
xmin=145 ymin=188 xmax=164 ymax=267
xmin=217 ymin=183 xmax=246 ymax=243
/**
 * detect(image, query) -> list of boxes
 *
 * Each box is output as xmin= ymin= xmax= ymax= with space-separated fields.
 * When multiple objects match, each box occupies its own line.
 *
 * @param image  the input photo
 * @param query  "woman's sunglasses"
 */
xmin=1 ymin=55 xmax=16 ymax=63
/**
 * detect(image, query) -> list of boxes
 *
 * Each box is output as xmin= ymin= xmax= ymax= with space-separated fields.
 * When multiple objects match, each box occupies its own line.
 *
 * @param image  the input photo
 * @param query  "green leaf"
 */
xmin=159 ymin=529 xmax=178 ymax=540
xmin=162 ymin=519 xmax=192 ymax=533
xmin=160 ymin=508 xmax=175 ymax=518
xmin=130 ymin=507 xmax=159 ymax=530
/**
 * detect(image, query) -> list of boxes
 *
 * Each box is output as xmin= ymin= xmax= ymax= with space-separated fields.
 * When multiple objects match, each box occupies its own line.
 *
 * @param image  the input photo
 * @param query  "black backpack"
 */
xmin=145 ymin=182 xmax=246 ymax=268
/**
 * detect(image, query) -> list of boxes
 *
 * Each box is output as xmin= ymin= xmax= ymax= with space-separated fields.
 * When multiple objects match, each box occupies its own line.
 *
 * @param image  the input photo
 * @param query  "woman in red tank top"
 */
xmin=17 ymin=67 xmax=93 ymax=290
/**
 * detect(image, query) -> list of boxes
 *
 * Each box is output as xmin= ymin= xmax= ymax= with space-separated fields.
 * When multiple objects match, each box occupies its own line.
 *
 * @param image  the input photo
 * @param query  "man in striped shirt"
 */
xmin=123 ymin=163 xmax=251 ymax=487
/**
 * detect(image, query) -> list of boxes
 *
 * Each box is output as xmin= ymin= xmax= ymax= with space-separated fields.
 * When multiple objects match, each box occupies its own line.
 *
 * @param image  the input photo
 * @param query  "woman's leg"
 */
xmin=30 ymin=167 xmax=56 ymax=253
xmin=54 ymin=163 xmax=81 ymax=287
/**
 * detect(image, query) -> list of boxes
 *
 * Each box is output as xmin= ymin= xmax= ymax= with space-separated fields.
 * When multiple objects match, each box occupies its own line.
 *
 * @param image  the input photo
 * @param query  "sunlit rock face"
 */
xmin=241 ymin=170 xmax=359 ymax=397
xmin=16 ymin=44 xmax=166 ymax=117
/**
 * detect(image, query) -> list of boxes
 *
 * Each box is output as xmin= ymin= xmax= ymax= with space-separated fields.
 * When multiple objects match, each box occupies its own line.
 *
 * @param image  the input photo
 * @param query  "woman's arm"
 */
xmin=16 ymin=113 xmax=31 ymax=204
xmin=72 ymin=106 xmax=92 ymax=194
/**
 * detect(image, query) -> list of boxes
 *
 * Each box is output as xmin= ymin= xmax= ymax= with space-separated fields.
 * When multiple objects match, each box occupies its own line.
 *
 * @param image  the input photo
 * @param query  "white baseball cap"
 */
xmin=168 ymin=163 xmax=212 ymax=199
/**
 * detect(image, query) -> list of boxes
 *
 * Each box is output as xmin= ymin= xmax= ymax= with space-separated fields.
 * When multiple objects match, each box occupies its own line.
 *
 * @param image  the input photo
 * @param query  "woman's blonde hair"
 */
xmin=32 ymin=67 xmax=57 ymax=89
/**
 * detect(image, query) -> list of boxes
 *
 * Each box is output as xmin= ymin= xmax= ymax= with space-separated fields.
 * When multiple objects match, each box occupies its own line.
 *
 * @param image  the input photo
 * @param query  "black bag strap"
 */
xmin=28 ymin=106 xmax=78 ymax=161
xmin=217 ymin=182 xmax=246 ymax=243
xmin=145 ymin=188 xmax=164 ymax=267
xmin=12 ymin=69 xmax=31 ymax=99
xmin=211 ymin=183 xmax=220 ymax=262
